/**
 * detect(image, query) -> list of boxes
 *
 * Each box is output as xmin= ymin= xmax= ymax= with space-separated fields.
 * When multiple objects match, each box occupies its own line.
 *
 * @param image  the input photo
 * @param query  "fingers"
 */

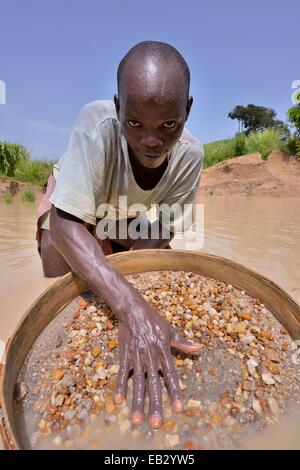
xmin=145 ymin=352 xmax=163 ymax=429
xmin=170 ymin=327 xmax=203 ymax=354
xmin=160 ymin=346 xmax=183 ymax=413
xmin=114 ymin=343 xmax=131 ymax=405
xmin=131 ymin=352 xmax=145 ymax=425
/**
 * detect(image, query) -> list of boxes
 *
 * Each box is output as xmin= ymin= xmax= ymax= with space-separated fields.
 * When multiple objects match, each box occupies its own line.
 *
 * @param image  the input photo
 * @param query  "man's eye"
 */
xmin=128 ymin=120 xmax=141 ymax=128
xmin=163 ymin=121 xmax=176 ymax=129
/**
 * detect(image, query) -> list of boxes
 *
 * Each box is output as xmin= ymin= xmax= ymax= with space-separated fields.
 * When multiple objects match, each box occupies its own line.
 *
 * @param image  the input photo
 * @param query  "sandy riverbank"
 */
xmin=200 ymin=151 xmax=300 ymax=197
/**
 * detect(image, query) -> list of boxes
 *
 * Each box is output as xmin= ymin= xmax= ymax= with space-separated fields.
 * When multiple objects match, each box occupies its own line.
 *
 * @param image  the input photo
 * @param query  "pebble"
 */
xmin=87 ymin=306 xmax=97 ymax=314
xmin=53 ymin=436 xmax=63 ymax=446
xmin=187 ymin=399 xmax=201 ymax=409
xmin=14 ymin=381 xmax=29 ymax=402
xmin=96 ymin=366 xmax=108 ymax=380
xmin=78 ymin=409 xmax=89 ymax=420
xmin=108 ymin=364 xmax=119 ymax=375
xmin=62 ymin=374 xmax=75 ymax=388
xmin=54 ymin=394 xmax=65 ymax=407
xmin=261 ymin=373 xmax=275 ymax=385
xmin=91 ymin=346 xmax=102 ymax=358
xmin=265 ymin=349 xmax=281 ymax=363
xmin=64 ymin=409 xmax=76 ymax=420
xmin=252 ymin=399 xmax=262 ymax=415
xmin=165 ymin=434 xmax=180 ymax=448
xmin=268 ymin=397 xmax=280 ymax=416
xmin=240 ymin=332 xmax=256 ymax=345
xmin=53 ymin=368 xmax=64 ymax=381
xmin=183 ymin=358 xmax=193 ymax=369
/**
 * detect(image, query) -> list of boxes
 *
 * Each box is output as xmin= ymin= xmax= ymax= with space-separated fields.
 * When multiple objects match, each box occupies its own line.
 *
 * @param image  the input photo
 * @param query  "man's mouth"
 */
xmin=143 ymin=153 xmax=163 ymax=159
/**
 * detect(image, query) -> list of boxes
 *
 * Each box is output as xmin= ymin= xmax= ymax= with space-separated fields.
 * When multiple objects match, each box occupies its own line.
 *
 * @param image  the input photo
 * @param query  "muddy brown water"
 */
xmin=1 ymin=195 xmax=300 ymax=449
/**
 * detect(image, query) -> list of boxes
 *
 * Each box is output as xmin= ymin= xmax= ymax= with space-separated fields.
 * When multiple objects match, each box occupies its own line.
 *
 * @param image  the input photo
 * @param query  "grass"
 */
xmin=245 ymin=187 xmax=253 ymax=197
xmin=22 ymin=190 xmax=35 ymax=202
xmin=0 ymin=140 xmax=55 ymax=186
xmin=203 ymin=139 xmax=236 ymax=169
xmin=14 ymin=158 xmax=55 ymax=186
xmin=3 ymin=193 xmax=13 ymax=204
xmin=203 ymin=128 xmax=286 ymax=168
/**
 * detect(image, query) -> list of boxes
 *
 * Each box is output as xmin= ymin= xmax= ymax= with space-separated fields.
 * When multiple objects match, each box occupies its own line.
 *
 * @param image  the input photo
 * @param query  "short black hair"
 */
xmin=117 ymin=41 xmax=190 ymax=98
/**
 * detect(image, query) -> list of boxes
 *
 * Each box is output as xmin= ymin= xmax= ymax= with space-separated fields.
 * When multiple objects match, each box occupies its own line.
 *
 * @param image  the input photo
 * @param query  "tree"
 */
xmin=228 ymin=104 xmax=284 ymax=135
xmin=287 ymin=106 xmax=300 ymax=157
xmin=287 ymin=106 xmax=300 ymax=137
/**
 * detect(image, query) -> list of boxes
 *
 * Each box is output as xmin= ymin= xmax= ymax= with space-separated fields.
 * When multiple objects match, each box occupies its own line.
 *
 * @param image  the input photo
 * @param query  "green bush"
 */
xmin=22 ymin=190 xmax=35 ymax=202
xmin=0 ymin=141 xmax=29 ymax=177
xmin=288 ymin=107 xmax=300 ymax=135
xmin=242 ymin=128 xmax=282 ymax=160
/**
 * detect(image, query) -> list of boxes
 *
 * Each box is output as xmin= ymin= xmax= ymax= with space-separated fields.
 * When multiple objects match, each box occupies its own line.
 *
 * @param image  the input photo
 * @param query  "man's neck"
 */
xmin=128 ymin=148 xmax=169 ymax=191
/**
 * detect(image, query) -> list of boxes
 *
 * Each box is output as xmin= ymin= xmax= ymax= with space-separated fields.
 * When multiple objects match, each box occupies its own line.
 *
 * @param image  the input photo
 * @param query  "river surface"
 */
xmin=1 ymin=195 xmax=300 ymax=449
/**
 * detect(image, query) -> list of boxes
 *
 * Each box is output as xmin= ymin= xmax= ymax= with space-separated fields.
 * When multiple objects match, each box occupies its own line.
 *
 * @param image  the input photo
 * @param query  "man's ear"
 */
xmin=114 ymin=93 xmax=120 ymax=119
xmin=185 ymin=96 xmax=193 ymax=122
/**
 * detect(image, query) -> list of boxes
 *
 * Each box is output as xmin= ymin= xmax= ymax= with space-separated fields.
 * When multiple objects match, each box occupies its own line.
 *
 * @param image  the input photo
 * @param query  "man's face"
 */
xmin=114 ymin=91 xmax=193 ymax=169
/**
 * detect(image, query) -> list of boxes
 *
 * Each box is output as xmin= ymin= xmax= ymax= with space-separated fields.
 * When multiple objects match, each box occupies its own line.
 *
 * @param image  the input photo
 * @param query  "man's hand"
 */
xmin=114 ymin=300 xmax=202 ymax=428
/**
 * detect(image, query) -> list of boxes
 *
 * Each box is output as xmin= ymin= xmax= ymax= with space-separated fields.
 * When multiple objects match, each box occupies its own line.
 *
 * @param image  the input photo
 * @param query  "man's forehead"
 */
xmin=121 ymin=91 xmax=186 ymax=118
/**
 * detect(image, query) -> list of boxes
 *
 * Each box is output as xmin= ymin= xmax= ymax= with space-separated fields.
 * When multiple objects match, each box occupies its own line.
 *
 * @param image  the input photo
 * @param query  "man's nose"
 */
xmin=141 ymin=134 xmax=163 ymax=148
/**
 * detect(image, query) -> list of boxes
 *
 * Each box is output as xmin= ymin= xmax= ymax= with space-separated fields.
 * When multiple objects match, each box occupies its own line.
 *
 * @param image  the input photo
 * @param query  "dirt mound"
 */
xmin=200 ymin=152 xmax=300 ymax=197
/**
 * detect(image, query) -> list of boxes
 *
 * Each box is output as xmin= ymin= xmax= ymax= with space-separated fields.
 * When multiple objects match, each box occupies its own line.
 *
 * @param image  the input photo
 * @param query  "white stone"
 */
xmin=240 ymin=333 xmax=256 ymax=345
xmin=268 ymin=397 xmax=280 ymax=415
xmin=87 ymin=306 xmax=97 ymax=314
xmin=96 ymin=366 xmax=107 ymax=380
xmin=109 ymin=364 xmax=119 ymax=375
xmin=53 ymin=436 xmax=63 ymax=446
xmin=262 ymin=373 xmax=275 ymax=385
xmin=187 ymin=399 xmax=201 ymax=408
xmin=252 ymin=399 xmax=262 ymax=415
xmin=165 ymin=434 xmax=180 ymax=448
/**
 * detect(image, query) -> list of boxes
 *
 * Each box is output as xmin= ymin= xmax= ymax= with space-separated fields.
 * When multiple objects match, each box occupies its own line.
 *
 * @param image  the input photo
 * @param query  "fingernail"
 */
xmin=114 ymin=393 xmax=124 ymax=404
xmin=149 ymin=414 xmax=163 ymax=429
xmin=173 ymin=399 xmax=183 ymax=413
xmin=131 ymin=411 xmax=144 ymax=425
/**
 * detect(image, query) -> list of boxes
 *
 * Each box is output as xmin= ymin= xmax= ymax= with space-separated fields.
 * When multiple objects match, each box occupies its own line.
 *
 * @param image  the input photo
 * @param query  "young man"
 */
xmin=37 ymin=41 xmax=204 ymax=429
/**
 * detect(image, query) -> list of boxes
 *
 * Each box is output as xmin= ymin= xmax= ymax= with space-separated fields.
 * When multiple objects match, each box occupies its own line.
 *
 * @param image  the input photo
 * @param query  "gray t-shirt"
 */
xmin=50 ymin=100 xmax=204 ymax=233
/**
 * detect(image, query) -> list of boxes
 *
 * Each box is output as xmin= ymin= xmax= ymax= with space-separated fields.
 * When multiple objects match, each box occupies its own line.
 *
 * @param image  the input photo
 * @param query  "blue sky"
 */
xmin=0 ymin=0 xmax=299 ymax=160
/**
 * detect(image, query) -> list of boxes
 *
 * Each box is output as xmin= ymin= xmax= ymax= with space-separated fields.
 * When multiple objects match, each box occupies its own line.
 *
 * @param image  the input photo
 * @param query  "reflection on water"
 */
xmin=0 ymin=195 xmax=300 ymax=449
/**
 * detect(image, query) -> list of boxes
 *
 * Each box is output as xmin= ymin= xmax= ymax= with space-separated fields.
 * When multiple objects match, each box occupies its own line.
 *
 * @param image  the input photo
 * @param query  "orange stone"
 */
xmin=184 ymin=440 xmax=194 ymax=450
xmin=91 ymin=346 xmax=102 ymax=358
xmin=79 ymin=299 xmax=89 ymax=308
xmin=162 ymin=420 xmax=176 ymax=432
xmin=212 ymin=413 xmax=222 ymax=425
xmin=53 ymin=368 xmax=64 ymax=381
xmin=175 ymin=359 xmax=184 ymax=366
xmin=237 ymin=312 xmax=252 ymax=321
xmin=108 ymin=339 xmax=117 ymax=351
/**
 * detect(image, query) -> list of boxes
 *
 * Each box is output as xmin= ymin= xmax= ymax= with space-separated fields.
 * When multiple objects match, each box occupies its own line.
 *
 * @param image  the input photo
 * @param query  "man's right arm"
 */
xmin=50 ymin=205 xmax=202 ymax=428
